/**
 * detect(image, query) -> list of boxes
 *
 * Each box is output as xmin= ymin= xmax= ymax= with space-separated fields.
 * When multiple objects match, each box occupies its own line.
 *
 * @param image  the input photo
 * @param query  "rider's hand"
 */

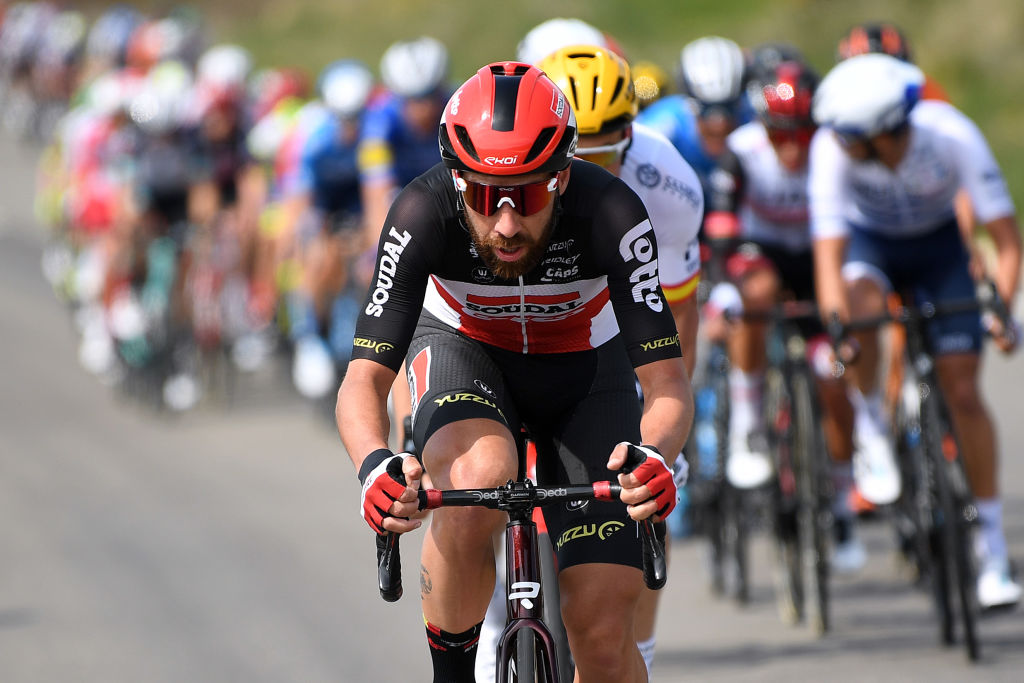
xmin=982 ymin=311 xmax=1021 ymax=354
xmin=608 ymin=443 xmax=677 ymax=522
xmin=358 ymin=449 xmax=423 ymax=534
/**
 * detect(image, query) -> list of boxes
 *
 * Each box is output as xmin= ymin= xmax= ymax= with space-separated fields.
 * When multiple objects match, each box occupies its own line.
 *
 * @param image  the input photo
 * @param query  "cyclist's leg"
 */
xmin=405 ymin=321 xmax=522 ymax=679
xmin=918 ymin=228 xmax=1019 ymax=605
xmin=724 ymin=246 xmax=779 ymax=488
xmin=538 ymin=348 xmax=648 ymax=683
xmin=841 ymin=229 xmax=902 ymax=507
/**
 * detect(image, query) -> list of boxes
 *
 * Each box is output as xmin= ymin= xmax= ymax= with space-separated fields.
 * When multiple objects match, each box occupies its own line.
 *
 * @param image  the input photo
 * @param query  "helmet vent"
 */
xmin=524 ymin=126 xmax=556 ymax=164
xmin=609 ymin=76 xmax=624 ymax=105
xmin=491 ymin=74 xmax=523 ymax=131
xmin=453 ymin=124 xmax=480 ymax=161
xmin=567 ymin=76 xmax=580 ymax=110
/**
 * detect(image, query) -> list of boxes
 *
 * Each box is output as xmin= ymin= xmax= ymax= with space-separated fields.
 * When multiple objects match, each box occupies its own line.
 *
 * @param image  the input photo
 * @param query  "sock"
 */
xmin=425 ymin=619 xmax=482 ymax=683
xmin=831 ymin=462 xmax=855 ymax=520
xmin=976 ymin=498 xmax=1008 ymax=565
xmin=849 ymin=388 xmax=886 ymax=439
xmin=728 ymin=368 xmax=764 ymax=443
xmin=637 ymin=636 xmax=656 ymax=678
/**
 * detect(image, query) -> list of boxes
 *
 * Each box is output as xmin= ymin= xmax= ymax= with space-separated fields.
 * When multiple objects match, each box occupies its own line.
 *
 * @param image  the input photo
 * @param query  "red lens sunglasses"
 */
xmin=766 ymin=126 xmax=816 ymax=147
xmin=453 ymin=171 xmax=560 ymax=217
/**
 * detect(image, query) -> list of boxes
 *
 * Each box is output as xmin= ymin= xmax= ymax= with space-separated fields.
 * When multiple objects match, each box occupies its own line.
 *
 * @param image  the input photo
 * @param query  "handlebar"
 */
xmin=826 ymin=278 xmax=1016 ymax=376
xmin=375 ymin=446 xmax=668 ymax=601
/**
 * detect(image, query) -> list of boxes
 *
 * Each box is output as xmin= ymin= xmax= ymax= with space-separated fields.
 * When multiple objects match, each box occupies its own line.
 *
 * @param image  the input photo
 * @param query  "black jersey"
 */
xmin=352 ymin=160 xmax=682 ymax=371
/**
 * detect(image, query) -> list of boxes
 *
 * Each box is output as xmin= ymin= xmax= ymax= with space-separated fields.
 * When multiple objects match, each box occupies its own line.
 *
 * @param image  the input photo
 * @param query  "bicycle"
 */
xmin=830 ymin=279 xmax=1017 ymax=662
xmin=739 ymin=300 xmax=833 ymax=636
xmin=373 ymin=445 xmax=667 ymax=682
xmin=687 ymin=223 xmax=751 ymax=604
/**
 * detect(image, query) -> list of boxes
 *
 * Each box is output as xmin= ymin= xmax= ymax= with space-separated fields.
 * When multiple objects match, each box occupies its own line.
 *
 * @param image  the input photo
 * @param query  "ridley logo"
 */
xmin=450 ymin=88 xmax=462 ymax=115
xmin=484 ymin=156 xmax=518 ymax=166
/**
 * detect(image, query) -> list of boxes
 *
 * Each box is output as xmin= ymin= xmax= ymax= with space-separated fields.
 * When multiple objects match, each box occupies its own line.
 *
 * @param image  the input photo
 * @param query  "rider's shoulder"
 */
xmin=726 ymin=121 xmax=768 ymax=153
xmin=910 ymin=99 xmax=987 ymax=146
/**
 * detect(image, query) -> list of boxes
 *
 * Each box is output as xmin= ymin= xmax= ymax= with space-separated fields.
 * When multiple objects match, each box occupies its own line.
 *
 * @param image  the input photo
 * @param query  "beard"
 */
xmin=465 ymin=209 xmax=557 ymax=280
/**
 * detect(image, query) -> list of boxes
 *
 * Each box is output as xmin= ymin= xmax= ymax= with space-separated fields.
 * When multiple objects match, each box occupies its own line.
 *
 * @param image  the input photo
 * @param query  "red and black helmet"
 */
xmin=439 ymin=61 xmax=577 ymax=175
xmin=760 ymin=60 xmax=818 ymax=129
xmin=837 ymin=22 xmax=912 ymax=63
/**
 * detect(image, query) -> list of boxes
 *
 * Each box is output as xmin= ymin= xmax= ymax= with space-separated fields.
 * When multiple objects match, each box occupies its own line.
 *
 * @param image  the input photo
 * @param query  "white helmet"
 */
xmin=679 ymin=36 xmax=745 ymax=104
xmin=813 ymin=53 xmax=924 ymax=138
xmin=319 ymin=59 xmax=374 ymax=118
xmin=516 ymin=17 xmax=607 ymax=65
xmin=197 ymin=43 xmax=253 ymax=91
xmin=380 ymin=36 xmax=448 ymax=98
xmin=130 ymin=60 xmax=193 ymax=134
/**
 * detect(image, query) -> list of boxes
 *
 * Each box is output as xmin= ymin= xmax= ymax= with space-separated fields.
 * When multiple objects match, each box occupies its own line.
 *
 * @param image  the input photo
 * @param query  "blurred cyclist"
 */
xmin=637 ymin=36 xmax=753 ymax=210
xmin=811 ymin=54 xmax=1022 ymax=609
xmin=283 ymin=59 xmax=376 ymax=401
xmin=358 ymin=36 xmax=449 ymax=248
xmin=706 ymin=57 xmax=864 ymax=570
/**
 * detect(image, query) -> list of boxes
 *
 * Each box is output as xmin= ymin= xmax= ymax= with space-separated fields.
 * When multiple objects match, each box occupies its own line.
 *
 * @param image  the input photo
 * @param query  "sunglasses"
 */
xmin=576 ymin=137 xmax=631 ymax=168
xmin=766 ymin=126 xmax=816 ymax=147
xmin=453 ymin=172 xmax=559 ymax=217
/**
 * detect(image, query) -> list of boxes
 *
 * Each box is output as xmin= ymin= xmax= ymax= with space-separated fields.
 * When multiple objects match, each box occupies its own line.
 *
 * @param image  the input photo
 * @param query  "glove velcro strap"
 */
xmin=358 ymin=448 xmax=396 ymax=485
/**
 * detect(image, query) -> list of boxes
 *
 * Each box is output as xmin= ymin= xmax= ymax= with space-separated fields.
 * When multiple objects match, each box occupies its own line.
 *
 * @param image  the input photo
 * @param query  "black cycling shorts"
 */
xmin=406 ymin=312 xmax=649 ymax=572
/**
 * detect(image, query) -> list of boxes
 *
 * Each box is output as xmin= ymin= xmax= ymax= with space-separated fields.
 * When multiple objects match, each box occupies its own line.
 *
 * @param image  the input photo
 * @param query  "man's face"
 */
xmin=459 ymin=168 xmax=569 ymax=280
xmin=835 ymin=124 xmax=911 ymax=169
xmin=765 ymin=125 xmax=815 ymax=172
xmin=697 ymin=110 xmax=738 ymax=158
xmin=576 ymin=128 xmax=630 ymax=176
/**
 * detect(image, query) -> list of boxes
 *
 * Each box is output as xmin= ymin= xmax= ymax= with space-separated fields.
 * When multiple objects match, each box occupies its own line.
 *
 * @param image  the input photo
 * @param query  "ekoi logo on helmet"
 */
xmin=484 ymin=155 xmax=519 ymax=166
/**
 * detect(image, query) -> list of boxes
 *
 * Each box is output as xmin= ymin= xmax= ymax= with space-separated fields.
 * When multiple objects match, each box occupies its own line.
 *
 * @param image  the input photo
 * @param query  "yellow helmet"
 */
xmin=539 ymin=44 xmax=637 ymax=135
xmin=631 ymin=60 xmax=670 ymax=109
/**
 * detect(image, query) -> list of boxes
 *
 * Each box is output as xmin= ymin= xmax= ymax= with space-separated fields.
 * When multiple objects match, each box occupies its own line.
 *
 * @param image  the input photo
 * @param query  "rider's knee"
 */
xmin=739 ymin=266 xmax=779 ymax=310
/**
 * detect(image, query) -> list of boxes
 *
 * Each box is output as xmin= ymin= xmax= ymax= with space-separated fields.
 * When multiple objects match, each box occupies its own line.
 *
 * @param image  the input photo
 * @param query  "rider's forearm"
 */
xmin=813 ymin=236 xmax=849 ymax=321
xmin=669 ymin=296 xmax=699 ymax=377
xmin=985 ymin=216 xmax=1022 ymax=309
xmin=336 ymin=359 xmax=397 ymax=472
xmin=636 ymin=358 xmax=693 ymax=463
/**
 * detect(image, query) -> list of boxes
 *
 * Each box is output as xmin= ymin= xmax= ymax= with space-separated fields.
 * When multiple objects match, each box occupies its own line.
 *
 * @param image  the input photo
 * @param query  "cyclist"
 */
xmin=636 ymin=36 xmax=753 ymax=208
xmin=358 ymin=36 xmax=449 ymax=248
xmin=705 ymin=58 xmax=865 ymax=569
xmin=810 ymin=53 xmax=1022 ymax=609
xmin=836 ymin=21 xmax=950 ymax=102
xmin=282 ymin=59 xmax=375 ymax=400
xmin=537 ymin=44 xmax=703 ymax=678
xmin=337 ymin=62 xmax=692 ymax=682
xmin=515 ymin=16 xmax=610 ymax=66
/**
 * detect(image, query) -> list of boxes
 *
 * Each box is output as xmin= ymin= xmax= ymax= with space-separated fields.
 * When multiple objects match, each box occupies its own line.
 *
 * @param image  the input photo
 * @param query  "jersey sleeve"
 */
xmin=641 ymin=131 xmax=705 ymax=301
xmin=594 ymin=178 xmax=684 ymax=367
xmin=350 ymin=179 xmax=443 ymax=371
xmin=356 ymin=100 xmax=398 ymax=186
xmin=808 ymin=129 xmax=852 ymax=241
xmin=942 ymin=106 xmax=1016 ymax=223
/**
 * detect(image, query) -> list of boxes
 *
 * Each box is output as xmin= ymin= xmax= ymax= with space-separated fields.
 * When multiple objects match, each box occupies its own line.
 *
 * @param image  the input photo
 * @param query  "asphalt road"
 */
xmin=0 ymin=133 xmax=1021 ymax=682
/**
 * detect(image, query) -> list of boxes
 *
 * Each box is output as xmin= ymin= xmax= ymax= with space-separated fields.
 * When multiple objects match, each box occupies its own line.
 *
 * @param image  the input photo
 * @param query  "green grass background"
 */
xmin=85 ymin=0 xmax=1024 ymax=212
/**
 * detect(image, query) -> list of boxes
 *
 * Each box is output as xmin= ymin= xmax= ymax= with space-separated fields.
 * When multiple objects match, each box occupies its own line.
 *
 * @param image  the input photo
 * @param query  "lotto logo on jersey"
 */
xmin=617 ymin=220 xmax=663 ymax=313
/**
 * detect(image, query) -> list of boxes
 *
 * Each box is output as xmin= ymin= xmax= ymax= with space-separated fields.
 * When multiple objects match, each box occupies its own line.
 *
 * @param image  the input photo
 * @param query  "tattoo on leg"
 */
xmin=420 ymin=564 xmax=433 ymax=596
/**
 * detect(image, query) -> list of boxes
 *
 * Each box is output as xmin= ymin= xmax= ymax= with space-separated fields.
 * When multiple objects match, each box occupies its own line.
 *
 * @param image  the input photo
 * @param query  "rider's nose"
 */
xmin=492 ymin=206 xmax=523 ymax=239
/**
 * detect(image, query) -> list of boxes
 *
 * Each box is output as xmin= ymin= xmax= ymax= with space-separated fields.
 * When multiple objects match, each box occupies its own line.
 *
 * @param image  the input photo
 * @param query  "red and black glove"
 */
xmin=358 ymin=449 xmax=413 ymax=534
xmin=622 ymin=443 xmax=677 ymax=520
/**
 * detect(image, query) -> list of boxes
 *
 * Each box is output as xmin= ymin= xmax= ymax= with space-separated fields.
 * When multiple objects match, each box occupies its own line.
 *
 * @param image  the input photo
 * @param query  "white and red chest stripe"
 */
xmin=423 ymin=274 xmax=617 ymax=354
